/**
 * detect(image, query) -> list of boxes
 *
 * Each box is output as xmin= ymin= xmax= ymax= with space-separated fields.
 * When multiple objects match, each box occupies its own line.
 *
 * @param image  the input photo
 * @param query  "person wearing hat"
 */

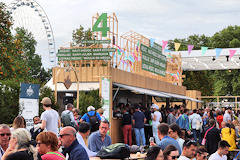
xmin=40 ymin=97 xmax=61 ymax=135
xmin=151 ymin=104 xmax=162 ymax=145
xmin=80 ymin=106 xmax=101 ymax=133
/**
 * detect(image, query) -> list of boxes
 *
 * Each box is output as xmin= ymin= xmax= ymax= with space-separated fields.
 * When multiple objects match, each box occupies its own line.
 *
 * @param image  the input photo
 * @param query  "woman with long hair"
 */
xmin=145 ymin=146 xmax=164 ymax=160
xmin=11 ymin=116 xmax=26 ymax=132
xmin=36 ymin=131 xmax=65 ymax=160
xmin=2 ymin=128 xmax=41 ymax=160
xmin=163 ymin=145 xmax=179 ymax=160
xmin=221 ymin=122 xmax=237 ymax=151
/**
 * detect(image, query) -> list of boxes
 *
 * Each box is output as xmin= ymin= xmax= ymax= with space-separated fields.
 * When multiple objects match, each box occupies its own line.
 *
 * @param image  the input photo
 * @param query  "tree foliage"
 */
xmin=72 ymin=25 xmax=93 ymax=47
xmin=74 ymin=90 xmax=102 ymax=116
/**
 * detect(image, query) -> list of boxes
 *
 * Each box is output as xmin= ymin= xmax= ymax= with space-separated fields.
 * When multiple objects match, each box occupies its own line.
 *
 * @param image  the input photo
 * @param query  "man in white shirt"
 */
xmin=223 ymin=107 xmax=232 ymax=123
xmin=178 ymin=140 xmax=197 ymax=160
xmin=0 ymin=124 xmax=11 ymax=159
xmin=151 ymin=104 xmax=162 ymax=145
xmin=76 ymin=122 xmax=97 ymax=157
xmin=208 ymin=140 xmax=230 ymax=160
xmin=189 ymin=109 xmax=202 ymax=144
xmin=40 ymin=97 xmax=61 ymax=135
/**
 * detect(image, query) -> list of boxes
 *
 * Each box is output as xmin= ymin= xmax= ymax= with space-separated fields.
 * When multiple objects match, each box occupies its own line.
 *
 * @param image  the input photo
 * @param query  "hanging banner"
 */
xmin=216 ymin=48 xmax=222 ymax=58
xmin=19 ymin=83 xmax=40 ymax=130
xmin=101 ymin=78 xmax=110 ymax=121
xmin=201 ymin=47 xmax=208 ymax=55
xmin=229 ymin=49 xmax=237 ymax=59
xmin=188 ymin=45 xmax=194 ymax=55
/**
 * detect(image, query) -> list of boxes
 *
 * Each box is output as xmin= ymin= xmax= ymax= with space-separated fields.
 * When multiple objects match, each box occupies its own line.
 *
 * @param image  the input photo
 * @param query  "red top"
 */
xmin=217 ymin=115 xmax=223 ymax=128
xmin=41 ymin=151 xmax=65 ymax=160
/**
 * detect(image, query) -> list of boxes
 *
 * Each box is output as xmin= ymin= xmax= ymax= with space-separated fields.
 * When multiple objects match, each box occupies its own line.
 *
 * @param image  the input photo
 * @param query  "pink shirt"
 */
xmin=41 ymin=151 xmax=65 ymax=160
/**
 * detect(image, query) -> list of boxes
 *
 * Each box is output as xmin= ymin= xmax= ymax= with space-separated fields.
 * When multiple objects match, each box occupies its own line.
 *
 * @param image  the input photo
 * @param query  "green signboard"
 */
xmin=140 ymin=44 xmax=166 ymax=76
xmin=81 ymin=40 xmax=111 ymax=44
xmin=57 ymin=48 xmax=115 ymax=61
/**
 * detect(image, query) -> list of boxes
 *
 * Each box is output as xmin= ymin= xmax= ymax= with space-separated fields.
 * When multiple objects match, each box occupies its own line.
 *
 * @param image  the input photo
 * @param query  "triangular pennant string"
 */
xmin=201 ymin=47 xmax=208 ymax=55
xmin=216 ymin=48 xmax=222 ymax=58
xmin=162 ymin=40 xmax=168 ymax=50
xmin=229 ymin=49 xmax=237 ymax=59
xmin=188 ymin=45 xmax=194 ymax=55
xmin=174 ymin=43 xmax=181 ymax=51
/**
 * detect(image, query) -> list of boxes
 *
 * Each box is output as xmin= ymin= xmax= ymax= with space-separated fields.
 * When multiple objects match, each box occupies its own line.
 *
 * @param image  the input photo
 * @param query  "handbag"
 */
xmin=201 ymin=126 xmax=214 ymax=145
xmin=96 ymin=143 xmax=130 ymax=159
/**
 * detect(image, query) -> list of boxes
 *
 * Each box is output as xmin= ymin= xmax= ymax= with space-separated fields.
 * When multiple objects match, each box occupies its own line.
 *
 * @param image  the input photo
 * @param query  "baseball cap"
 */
xmin=151 ymin=104 xmax=159 ymax=110
xmin=87 ymin=106 xmax=95 ymax=111
xmin=41 ymin=97 xmax=52 ymax=105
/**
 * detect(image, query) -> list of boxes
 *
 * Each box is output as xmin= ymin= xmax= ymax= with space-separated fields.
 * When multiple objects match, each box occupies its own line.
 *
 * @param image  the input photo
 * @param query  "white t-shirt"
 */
xmin=223 ymin=112 xmax=231 ymax=123
xmin=178 ymin=155 xmax=191 ymax=160
xmin=76 ymin=132 xmax=97 ymax=157
xmin=41 ymin=109 xmax=59 ymax=135
xmin=208 ymin=151 xmax=227 ymax=160
xmin=152 ymin=111 xmax=162 ymax=126
xmin=176 ymin=137 xmax=185 ymax=150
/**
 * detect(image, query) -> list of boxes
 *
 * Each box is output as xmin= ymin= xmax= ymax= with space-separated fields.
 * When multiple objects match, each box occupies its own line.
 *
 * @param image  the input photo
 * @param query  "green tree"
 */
xmin=72 ymin=25 xmax=93 ymax=46
xmin=210 ymin=25 xmax=240 ymax=48
xmin=14 ymin=27 xmax=51 ymax=83
xmin=74 ymin=90 xmax=102 ymax=116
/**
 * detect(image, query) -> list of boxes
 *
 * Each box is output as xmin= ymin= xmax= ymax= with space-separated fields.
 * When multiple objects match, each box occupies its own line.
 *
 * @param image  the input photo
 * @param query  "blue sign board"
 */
xmin=20 ymin=83 xmax=40 ymax=99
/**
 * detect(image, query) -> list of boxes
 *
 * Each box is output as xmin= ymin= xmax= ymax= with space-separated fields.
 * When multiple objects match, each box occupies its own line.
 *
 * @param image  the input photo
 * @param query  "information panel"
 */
xmin=141 ymin=43 xmax=166 ymax=76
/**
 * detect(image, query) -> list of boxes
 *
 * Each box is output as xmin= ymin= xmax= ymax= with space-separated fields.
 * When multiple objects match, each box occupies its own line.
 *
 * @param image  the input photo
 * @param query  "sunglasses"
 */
xmin=59 ymin=134 xmax=71 ymax=138
xmin=0 ymin=133 xmax=11 ymax=137
xmin=36 ymin=142 xmax=43 ymax=146
xmin=171 ymin=155 xmax=180 ymax=159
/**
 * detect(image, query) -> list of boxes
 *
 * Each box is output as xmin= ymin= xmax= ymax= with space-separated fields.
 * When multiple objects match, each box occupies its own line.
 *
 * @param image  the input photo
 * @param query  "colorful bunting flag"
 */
xmin=229 ymin=49 xmax=237 ymax=59
xmin=136 ymin=41 xmax=140 ymax=52
xmin=150 ymin=38 xmax=155 ymax=47
xmin=216 ymin=48 xmax=222 ymax=58
xmin=117 ymin=49 xmax=122 ymax=55
xmin=188 ymin=45 xmax=194 ymax=55
xmin=174 ymin=43 xmax=181 ymax=51
xmin=165 ymin=49 xmax=171 ymax=53
xmin=128 ymin=55 xmax=135 ymax=63
xmin=162 ymin=40 xmax=168 ymax=50
xmin=201 ymin=47 xmax=208 ymax=55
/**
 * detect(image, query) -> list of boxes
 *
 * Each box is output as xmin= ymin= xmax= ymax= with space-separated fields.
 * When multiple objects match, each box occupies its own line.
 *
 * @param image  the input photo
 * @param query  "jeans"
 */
xmin=123 ymin=124 xmax=132 ymax=145
xmin=192 ymin=129 xmax=201 ymax=144
xmin=134 ymin=128 xmax=146 ymax=146
xmin=152 ymin=124 xmax=161 ymax=145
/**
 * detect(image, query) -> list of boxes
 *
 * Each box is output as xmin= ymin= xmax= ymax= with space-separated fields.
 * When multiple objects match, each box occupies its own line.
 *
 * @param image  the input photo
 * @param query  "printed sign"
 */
xmin=19 ymin=83 xmax=40 ymax=130
xmin=141 ymin=43 xmax=166 ymax=76
xmin=101 ymin=78 xmax=110 ymax=121
xmin=81 ymin=40 xmax=111 ymax=44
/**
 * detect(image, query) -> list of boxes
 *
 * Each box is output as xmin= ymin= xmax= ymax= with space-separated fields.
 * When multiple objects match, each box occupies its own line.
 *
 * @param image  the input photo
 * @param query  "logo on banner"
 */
xmin=26 ymin=86 xmax=34 ymax=97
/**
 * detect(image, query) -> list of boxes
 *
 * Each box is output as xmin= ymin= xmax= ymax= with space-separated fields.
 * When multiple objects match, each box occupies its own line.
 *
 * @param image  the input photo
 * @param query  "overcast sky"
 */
xmin=1 ymin=0 xmax=240 ymax=67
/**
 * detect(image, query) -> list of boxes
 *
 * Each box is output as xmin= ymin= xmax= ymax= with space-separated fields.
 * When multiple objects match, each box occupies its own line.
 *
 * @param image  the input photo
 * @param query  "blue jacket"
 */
xmin=63 ymin=139 xmax=89 ymax=160
xmin=176 ymin=114 xmax=190 ymax=131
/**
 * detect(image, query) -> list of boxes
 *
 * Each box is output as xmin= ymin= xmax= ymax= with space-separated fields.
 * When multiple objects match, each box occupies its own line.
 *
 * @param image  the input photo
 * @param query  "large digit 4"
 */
xmin=92 ymin=13 xmax=109 ymax=37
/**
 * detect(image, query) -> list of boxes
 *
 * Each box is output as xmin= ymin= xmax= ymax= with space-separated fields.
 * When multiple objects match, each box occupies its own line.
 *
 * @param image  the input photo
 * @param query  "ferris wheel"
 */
xmin=7 ymin=0 xmax=56 ymax=68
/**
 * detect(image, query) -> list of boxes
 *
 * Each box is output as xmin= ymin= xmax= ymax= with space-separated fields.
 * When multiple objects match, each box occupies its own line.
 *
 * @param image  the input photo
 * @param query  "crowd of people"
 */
xmin=0 ymin=96 xmax=240 ymax=160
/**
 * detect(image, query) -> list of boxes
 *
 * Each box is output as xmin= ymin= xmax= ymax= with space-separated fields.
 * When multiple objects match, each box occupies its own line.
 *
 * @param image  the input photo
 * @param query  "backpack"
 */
xmin=61 ymin=111 xmax=73 ymax=127
xmin=96 ymin=143 xmax=130 ymax=159
xmin=87 ymin=111 xmax=99 ymax=132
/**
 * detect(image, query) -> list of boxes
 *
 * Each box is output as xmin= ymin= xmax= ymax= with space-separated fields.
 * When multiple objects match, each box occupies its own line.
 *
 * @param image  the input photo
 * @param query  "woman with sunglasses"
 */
xmin=36 ymin=131 xmax=65 ymax=160
xmin=1 ymin=128 xmax=41 ymax=160
xmin=163 ymin=145 xmax=179 ymax=160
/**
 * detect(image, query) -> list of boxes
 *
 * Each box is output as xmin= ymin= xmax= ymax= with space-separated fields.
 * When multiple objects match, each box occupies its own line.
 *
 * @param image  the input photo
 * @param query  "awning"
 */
xmin=45 ymin=78 xmax=99 ymax=92
xmin=114 ymin=83 xmax=202 ymax=103
xmin=113 ymin=83 xmax=170 ymax=98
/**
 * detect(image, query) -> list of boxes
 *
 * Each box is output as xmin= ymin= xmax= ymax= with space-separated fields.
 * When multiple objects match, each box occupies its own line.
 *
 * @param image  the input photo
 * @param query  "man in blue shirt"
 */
xmin=150 ymin=123 xmax=181 ymax=154
xmin=60 ymin=126 xmax=89 ymax=160
xmin=88 ymin=120 xmax=112 ymax=152
xmin=80 ymin=106 xmax=101 ymax=132
xmin=133 ymin=106 xmax=146 ymax=146
xmin=176 ymin=109 xmax=190 ymax=132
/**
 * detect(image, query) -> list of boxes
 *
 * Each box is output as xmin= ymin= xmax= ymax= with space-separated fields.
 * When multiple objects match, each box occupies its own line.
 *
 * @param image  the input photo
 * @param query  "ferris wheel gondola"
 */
xmin=7 ymin=0 xmax=56 ymax=68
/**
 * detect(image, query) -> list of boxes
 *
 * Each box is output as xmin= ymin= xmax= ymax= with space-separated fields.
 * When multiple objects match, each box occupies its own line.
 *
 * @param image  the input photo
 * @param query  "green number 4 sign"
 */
xmin=92 ymin=13 xmax=109 ymax=37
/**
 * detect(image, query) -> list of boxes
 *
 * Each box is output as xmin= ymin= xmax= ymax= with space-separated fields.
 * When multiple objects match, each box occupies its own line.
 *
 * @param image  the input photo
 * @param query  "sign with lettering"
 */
xmin=57 ymin=48 xmax=115 ymax=61
xmin=140 ymin=43 xmax=166 ymax=76
xmin=81 ymin=40 xmax=111 ymax=44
